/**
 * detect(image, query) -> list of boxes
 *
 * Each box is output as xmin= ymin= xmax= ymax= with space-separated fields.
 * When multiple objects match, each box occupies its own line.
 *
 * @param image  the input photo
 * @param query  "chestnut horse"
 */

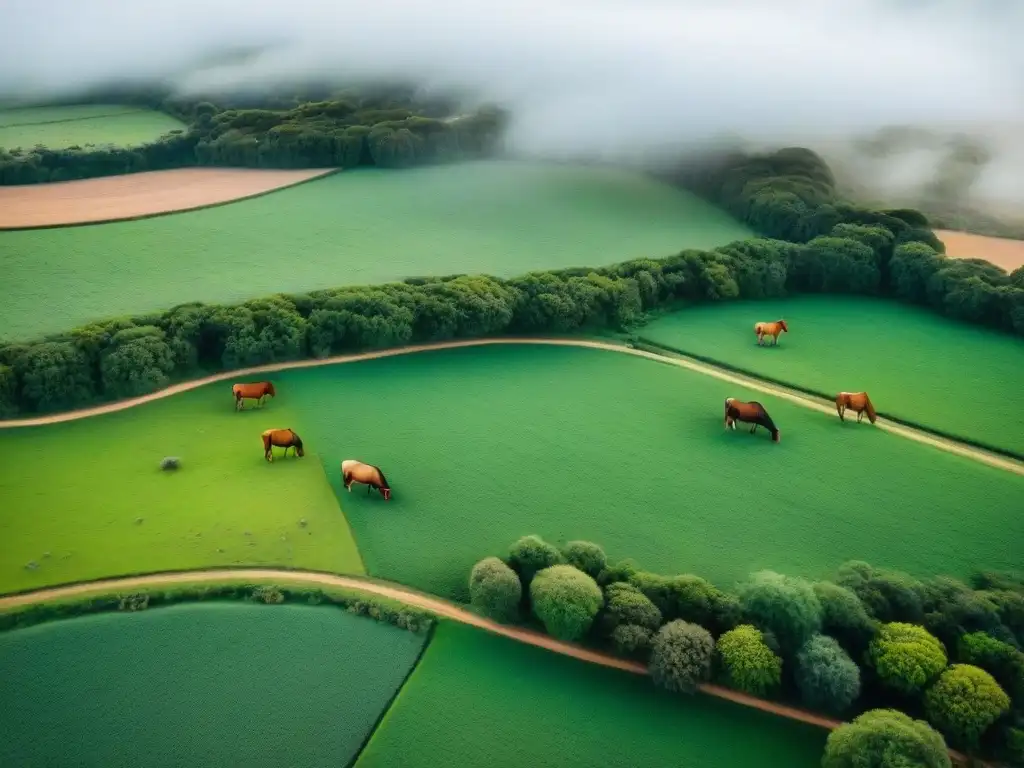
xmin=341 ymin=459 xmax=391 ymax=501
xmin=724 ymin=397 xmax=781 ymax=443
xmin=261 ymin=428 xmax=304 ymax=462
xmin=754 ymin=320 xmax=788 ymax=346
xmin=836 ymin=392 xmax=877 ymax=424
xmin=233 ymin=381 xmax=275 ymax=411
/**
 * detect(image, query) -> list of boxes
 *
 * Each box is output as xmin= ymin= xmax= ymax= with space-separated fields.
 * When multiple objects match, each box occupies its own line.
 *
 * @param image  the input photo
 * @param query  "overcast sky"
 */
xmin=1 ymin=0 xmax=1022 ymax=201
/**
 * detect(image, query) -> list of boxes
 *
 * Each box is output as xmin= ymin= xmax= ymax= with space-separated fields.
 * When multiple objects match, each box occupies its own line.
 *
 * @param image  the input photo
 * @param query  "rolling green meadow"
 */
xmin=640 ymin=296 xmax=1024 ymax=457
xmin=0 ymin=383 xmax=363 ymax=594
xmin=356 ymin=622 xmax=826 ymax=768
xmin=0 ymin=160 xmax=751 ymax=341
xmin=278 ymin=344 xmax=1024 ymax=600
xmin=0 ymin=602 xmax=427 ymax=768
xmin=0 ymin=105 xmax=185 ymax=150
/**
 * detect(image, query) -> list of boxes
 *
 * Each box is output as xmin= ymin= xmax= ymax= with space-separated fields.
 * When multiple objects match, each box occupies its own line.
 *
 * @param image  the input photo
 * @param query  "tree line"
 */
xmin=470 ymin=535 xmax=1024 ymax=766
xmin=0 ymin=85 xmax=508 ymax=184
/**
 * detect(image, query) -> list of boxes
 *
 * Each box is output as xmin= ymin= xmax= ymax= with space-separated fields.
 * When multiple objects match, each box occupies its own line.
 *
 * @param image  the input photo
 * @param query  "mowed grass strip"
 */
xmin=355 ymin=621 xmax=826 ymax=768
xmin=0 ymin=603 xmax=427 ymax=768
xmin=0 ymin=382 xmax=363 ymax=594
xmin=639 ymin=296 xmax=1024 ymax=456
xmin=0 ymin=160 xmax=751 ymax=341
xmin=0 ymin=106 xmax=185 ymax=150
xmin=280 ymin=344 xmax=1023 ymax=600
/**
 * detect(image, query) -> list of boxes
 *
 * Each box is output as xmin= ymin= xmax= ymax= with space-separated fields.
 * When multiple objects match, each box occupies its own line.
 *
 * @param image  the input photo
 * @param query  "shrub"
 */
xmin=813 ymin=581 xmax=876 ymax=654
xmin=715 ymin=624 xmax=782 ymax=697
xmin=837 ymin=560 xmax=925 ymax=624
xmin=530 ymin=564 xmax=603 ymax=642
xmin=822 ymin=709 xmax=951 ymax=768
xmin=160 ymin=456 xmax=181 ymax=471
xmin=508 ymin=535 xmax=564 ymax=586
xmin=611 ymin=624 xmax=654 ymax=659
xmin=869 ymin=622 xmax=948 ymax=696
xmin=596 ymin=558 xmax=639 ymax=587
xmin=737 ymin=570 xmax=822 ymax=654
xmin=250 ymin=586 xmax=285 ymax=604
xmin=469 ymin=557 xmax=522 ymax=623
xmin=925 ymin=664 xmax=1011 ymax=748
xmin=117 ymin=593 xmax=150 ymax=612
xmin=602 ymin=582 xmax=662 ymax=633
xmin=649 ymin=620 xmax=714 ymax=694
xmin=630 ymin=572 xmax=740 ymax=635
xmin=957 ymin=631 xmax=1024 ymax=703
xmin=561 ymin=541 xmax=607 ymax=578
xmin=796 ymin=634 xmax=861 ymax=714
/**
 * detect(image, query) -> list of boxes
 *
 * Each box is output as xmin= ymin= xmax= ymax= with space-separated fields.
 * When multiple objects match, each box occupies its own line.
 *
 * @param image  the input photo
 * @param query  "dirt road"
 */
xmin=2 ymin=337 xmax=1020 ymax=476
xmin=937 ymin=229 xmax=1024 ymax=272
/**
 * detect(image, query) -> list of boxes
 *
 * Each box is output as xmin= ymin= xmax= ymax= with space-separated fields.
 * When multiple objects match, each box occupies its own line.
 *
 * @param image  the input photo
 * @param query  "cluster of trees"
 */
xmin=469 ymin=537 xmax=1024 ymax=765
xmin=0 ymin=85 xmax=508 ymax=184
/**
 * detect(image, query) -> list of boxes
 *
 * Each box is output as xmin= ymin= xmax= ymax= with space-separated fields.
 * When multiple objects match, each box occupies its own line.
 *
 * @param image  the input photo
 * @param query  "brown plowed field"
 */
xmin=0 ymin=167 xmax=336 ymax=228
xmin=937 ymin=229 xmax=1024 ymax=271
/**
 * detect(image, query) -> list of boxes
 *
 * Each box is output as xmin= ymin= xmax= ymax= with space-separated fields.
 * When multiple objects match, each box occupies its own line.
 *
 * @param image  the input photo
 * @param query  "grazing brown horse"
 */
xmin=724 ymin=397 xmax=781 ymax=443
xmin=835 ymin=392 xmax=877 ymax=424
xmin=261 ymin=428 xmax=304 ymax=462
xmin=341 ymin=459 xmax=391 ymax=501
xmin=754 ymin=320 xmax=788 ymax=346
xmin=233 ymin=381 xmax=275 ymax=411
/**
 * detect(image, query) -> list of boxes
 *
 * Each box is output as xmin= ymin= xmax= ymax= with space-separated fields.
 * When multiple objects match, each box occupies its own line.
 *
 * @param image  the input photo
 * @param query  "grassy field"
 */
xmin=0 ymin=160 xmax=751 ymax=341
xmin=0 ymin=603 xmax=427 ymax=768
xmin=0 ymin=105 xmax=185 ymax=150
xmin=356 ymin=622 xmax=826 ymax=768
xmin=0 ymin=383 xmax=363 ymax=594
xmin=279 ymin=344 xmax=1024 ymax=600
xmin=639 ymin=296 xmax=1024 ymax=457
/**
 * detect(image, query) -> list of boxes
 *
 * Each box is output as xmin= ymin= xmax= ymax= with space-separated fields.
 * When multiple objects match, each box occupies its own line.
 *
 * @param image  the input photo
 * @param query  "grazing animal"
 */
xmin=754 ymin=320 xmax=788 ymax=346
xmin=341 ymin=459 xmax=391 ymax=501
xmin=233 ymin=381 xmax=276 ymax=411
xmin=261 ymin=428 xmax=304 ymax=462
xmin=835 ymin=392 xmax=877 ymax=424
xmin=724 ymin=397 xmax=781 ymax=443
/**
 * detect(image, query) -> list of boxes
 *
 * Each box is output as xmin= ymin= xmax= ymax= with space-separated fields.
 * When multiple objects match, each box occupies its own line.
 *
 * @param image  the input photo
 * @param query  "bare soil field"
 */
xmin=0 ymin=168 xmax=336 ymax=228
xmin=937 ymin=229 xmax=1024 ymax=271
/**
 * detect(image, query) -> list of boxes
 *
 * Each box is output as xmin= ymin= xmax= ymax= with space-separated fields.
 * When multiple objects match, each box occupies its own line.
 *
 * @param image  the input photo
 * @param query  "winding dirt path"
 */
xmin=1 ymin=337 xmax=1020 ymax=476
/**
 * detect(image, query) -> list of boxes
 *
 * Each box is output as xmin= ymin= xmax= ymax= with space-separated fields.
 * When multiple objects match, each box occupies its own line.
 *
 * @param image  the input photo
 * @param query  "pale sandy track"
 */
xmin=1 ymin=337 xmax=1020 ymax=477
xmin=937 ymin=229 xmax=1024 ymax=272
xmin=0 ymin=567 xmax=980 ymax=766
xmin=0 ymin=167 xmax=336 ymax=229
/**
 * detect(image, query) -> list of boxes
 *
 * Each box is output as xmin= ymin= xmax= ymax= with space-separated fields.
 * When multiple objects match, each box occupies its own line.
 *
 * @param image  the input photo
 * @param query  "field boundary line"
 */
xmin=2 ymin=336 xmax=1020 ymax=477
xmin=0 ymin=567 xmax=982 ymax=766
xmin=0 ymin=108 xmax=152 ymax=130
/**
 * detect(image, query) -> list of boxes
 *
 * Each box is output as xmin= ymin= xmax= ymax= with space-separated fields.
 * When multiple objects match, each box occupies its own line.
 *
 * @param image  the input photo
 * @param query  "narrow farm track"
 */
xmin=0 ymin=568 xmax=981 ymax=766
xmin=1 ymin=337 xmax=1020 ymax=477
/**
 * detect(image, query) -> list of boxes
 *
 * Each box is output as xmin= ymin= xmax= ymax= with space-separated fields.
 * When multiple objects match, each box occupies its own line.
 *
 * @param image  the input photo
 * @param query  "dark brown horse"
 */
xmin=724 ymin=397 xmax=780 ymax=443
xmin=341 ymin=459 xmax=391 ymax=501
xmin=233 ymin=381 xmax=275 ymax=411
xmin=836 ymin=391 xmax=877 ymax=424
xmin=262 ymin=428 xmax=304 ymax=462
xmin=754 ymin=320 xmax=788 ymax=346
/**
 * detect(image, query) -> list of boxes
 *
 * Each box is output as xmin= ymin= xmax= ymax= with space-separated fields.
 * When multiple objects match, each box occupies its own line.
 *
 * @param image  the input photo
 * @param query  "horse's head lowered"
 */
xmin=771 ymin=429 xmax=781 ymax=444
xmin=778 ymin=320 xmax=789 ymax=333
xmin=380 ymin=485 xmax=392 ymax=502
xmin=266 ymin=382 xmax=277 ymax=397
xmin=293 ymin=435 xmax=305 ymax=457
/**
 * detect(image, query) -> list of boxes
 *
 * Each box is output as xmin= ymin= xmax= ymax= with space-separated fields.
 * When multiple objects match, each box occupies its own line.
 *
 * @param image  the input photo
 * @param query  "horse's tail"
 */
xmin=262 ymin=433 xmax=272 ymax=452
xmin=864 ymin=395 xmax=877 ymax=424
xmin=835 ymin=393 xmax=845 ymax=417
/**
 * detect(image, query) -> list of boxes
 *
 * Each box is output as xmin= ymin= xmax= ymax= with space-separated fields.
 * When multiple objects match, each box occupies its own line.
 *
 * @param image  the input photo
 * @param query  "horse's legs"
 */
xmin=857 ymin=410 xmax=864 ymax=423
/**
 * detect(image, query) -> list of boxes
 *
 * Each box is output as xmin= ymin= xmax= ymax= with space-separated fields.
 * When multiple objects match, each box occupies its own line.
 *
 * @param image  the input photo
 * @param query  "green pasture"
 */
xmin=279 ymin=344 xmax=1024 ymax=600
xmin=639 ymin=296 xmax=1024 ymax=457
xmin=0 ymin=160 xmax=751 ymax=341
xmin=0 ymin=105 xmax=184 ymax=150
xmin=356 ymin=621 xmax=825 ymax=767
xmin=0 ymin=384 xmax=362 ymax=594
xmin=0 ymin=603 xmax=427 ymax=768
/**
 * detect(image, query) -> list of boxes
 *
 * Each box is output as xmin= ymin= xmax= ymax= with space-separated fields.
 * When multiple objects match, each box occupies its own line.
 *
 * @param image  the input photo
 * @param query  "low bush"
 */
xmin=160 ymin=456 xmax=181 ymax=471
xmin=714 ymin=624 xmax=782 ymax=697
xmin=601 ymin=582 xmax=663 ymax=634
xmin=869 ymin=622 xmax=948 ymax=696
xmin=821 ymin=709 xmax=951 ymax=768
xmin=956 ymin=631 xmax=1024 ymax=704
xmin=469 ymin=557 xmax=522 ymax=623
xmin=610 ymin=624 xmax=654 ymax=659
xmin=508 ymin=535 xmax=564 ymax=587
xmin=561 ymin=541 xmax=607 ymax=579
xmin=796 ymin=634 xmax=861 ymax=714
xmin=925 ymin=664 xmax=1011 ymax=749
xmin=813 ymin=581 xmax=876 ymax=655
xmin=530 ymin=564 xmax=604 ymax=642
xmin=649 ymin=620 xmax=714 ymax=694
xmin=737 ymin=570 xmax=822 ymax=655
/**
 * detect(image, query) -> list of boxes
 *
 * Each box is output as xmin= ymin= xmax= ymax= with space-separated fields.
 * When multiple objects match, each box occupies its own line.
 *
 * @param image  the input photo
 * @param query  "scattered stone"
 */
xmin=244 ymin=531 xmax=252 ymax=537
xmin=160 ymin=456 xmax=181 ymax=471
xmin=42 ymin=552 xmax=51 ymax=559
xmin=217 ymin=548 xmax=225 ymax=553
xmin=25 ymin=561 xmax=38 ymax=571
xmin=135 ymin=517 xmax=144 ymax=525
xmin=298 ymin=518 xmax=307 ymax=528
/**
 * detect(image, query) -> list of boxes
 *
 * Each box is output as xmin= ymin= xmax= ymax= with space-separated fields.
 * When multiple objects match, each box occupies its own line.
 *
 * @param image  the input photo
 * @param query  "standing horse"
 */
xmin=261 ymin=428 xmax=304 ymax=462
xmin=341 ymin=459 xmax=392 ymax=501
xmin=754 ymin=320 xmax=788 ymax=346
xmin=835 ymin=392 xmax=877 ymax=424
xmin=724 ymin=397 xmax=781 ymax=443
xmin=233 ymin=381 xmax=276 ymax=411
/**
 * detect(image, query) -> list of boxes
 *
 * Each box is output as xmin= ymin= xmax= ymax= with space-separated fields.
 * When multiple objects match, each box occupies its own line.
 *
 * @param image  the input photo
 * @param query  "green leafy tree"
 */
xmin=99 ymin=326 xmax=175 ymax=398
xmin=17 ymin=341 xmax=95 ymax=412
xmin=837 ymin=560 xmax=925 ymax=623
xmin=869 ymin=622 xmax=948 ymax=696
xmin=813 ymin=581 xmax=876 ymax=654
xmin=738 ymin=570 xmax=822 ymax=654
xmin=469 ymin=557 xmax=522 ymax=623
xmin=602 ymin=582 xmax=662 ymax=634
xmin=796 ymin=634 xmax=861 ymax=713
xmin=649 ymin=620 xmax=714 ymax=694
xmin=611 ymin=624 xmax=654 ymax=659
xmin=508 ymin=535 xmax=564 ymax=586
xmin=715 ymin=624 xmax=782 ymax=697
xmin=925 ymin=664 xmax=1011 ymax=748
xmin=822 ymin=709 xmax=951 ymax=768
xmin=561 ymin=541 xmax=607 ymax=578
xmin=957 ymin=631 xmax=1024 ymax=703
xmin=630 ymin=572 xmax=740 ymax=635
xmin=530 ymin=565 xmax=603 ymax=642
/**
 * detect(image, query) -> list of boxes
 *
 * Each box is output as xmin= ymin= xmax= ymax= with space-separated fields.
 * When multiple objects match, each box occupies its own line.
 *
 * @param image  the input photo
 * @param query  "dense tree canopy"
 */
xmin=530 ymin=564 xmax=603 ymax=642
xmin=714 ymin=624 xmax=782 ymax=697
xmin=738 ymin=570 xmax=823 ymax=655
xmin=507 ymin=535 xmax=564 ymax=587
xmin=796 ymin=635 xmax=861 ymax=714
xmin=649 ymin=620 xmax=714 ymax=694
xmin=469 ymin=557 xmax=522 ymax=623
xmin=925 ymin=664 xmax=1011 ymax=748
xmin=822 ymin=709 xmax=951 ymax=768
xmin=869 ymin=623 xmax=948 ymax=696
